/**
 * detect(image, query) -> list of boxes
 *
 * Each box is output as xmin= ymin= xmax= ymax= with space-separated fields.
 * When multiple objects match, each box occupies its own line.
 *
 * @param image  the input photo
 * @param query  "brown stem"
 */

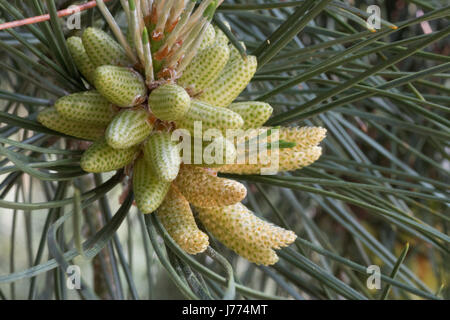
xmin=0 ymin=0 xmax=112 ymax=31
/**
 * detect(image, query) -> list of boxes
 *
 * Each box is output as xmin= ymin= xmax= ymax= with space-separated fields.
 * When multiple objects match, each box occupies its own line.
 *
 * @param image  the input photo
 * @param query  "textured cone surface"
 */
xmin=148 ymin=84 xmax=190 ymax=121
xmin=175 ymin=100 xmax=243 ymax=137
xmin=219 ymin=146 xmax=323 ymax=174
xmin=133 ymin=157 xmax=170 ymax=214
xmin=198 ymin=55 xmax=257 ymax=107
xmin=106 ymin=108 xmax=153 ymax=149
xmin=94 ymin=66 xmax=147 ymax=107
xmin=54 ymin=91 xmax=115 ymax=126
xmin=157 ymin=186 xmax=209 ymax=254
xmin=234 ymin=126 xmax=326 ymax=151
xmin=82 ymin=27 xmax=130 ymax=67
xmin=197 ymin=203 xmax=296 ymax=265
xmin=37 ymin=108 xmax=104 ymax=141
xmin=279 ymin=126 xmax=327 ymax=151
xmin=203 ymin=136 xmax=237 ymax=166
xmin=175 ymin=165 xmax=246 ymax=208
xmin=178 ymin=43 xmax=230 ymax=93
xmin=199 ymin=24 xmax=216 ymax=50
xmin=228 ymin=102 xmax=273 ymax=129
xmin=143 ymin=132 xmax=181 ymax=182
xmin=183 ymin=136 xmax=237 ymax=167
xmin=80 ymin=138 xmax=138 ymax=173
xmin=67 ymin=36 xmax=96 ymax=84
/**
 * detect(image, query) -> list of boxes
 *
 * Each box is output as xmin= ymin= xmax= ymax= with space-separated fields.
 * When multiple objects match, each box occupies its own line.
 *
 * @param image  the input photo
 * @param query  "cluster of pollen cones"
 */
xmin=37 ymin=0 xmax=326 ymax=265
